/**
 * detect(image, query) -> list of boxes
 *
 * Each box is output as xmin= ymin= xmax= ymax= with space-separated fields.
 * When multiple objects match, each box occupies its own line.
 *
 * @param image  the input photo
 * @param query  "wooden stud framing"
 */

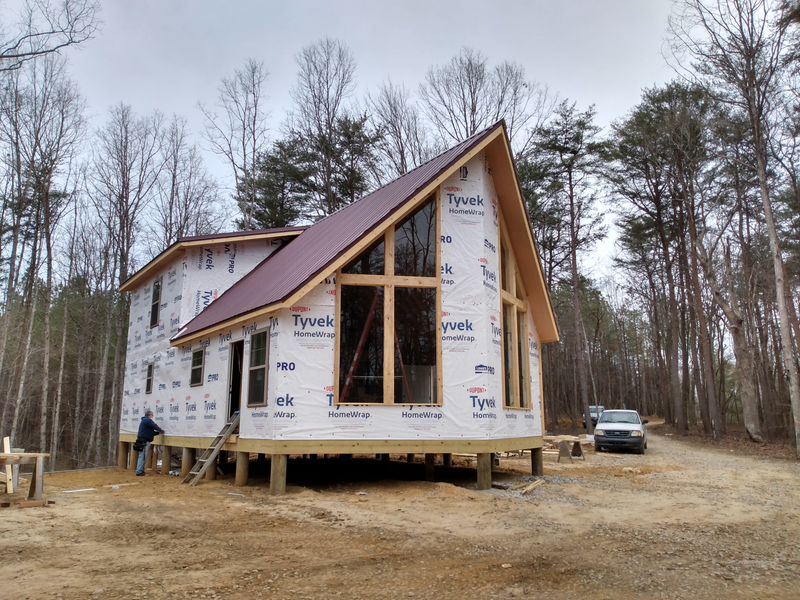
xmin=335 ymin=193 xmax=442 ymax=407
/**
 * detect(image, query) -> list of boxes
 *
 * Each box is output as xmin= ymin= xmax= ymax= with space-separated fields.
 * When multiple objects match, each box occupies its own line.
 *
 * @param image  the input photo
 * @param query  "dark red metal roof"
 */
xmin=173 ymin=122 xmax=504 ymax=342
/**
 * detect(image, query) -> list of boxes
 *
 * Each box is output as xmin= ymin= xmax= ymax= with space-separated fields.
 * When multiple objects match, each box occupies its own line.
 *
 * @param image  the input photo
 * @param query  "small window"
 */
xmin=150 ymin=277 xmax=162 ymax=328
xmin=145 ymin=363 xmax=154 ymax=394
xmin=247 ymin=330 xmax=269 ymax=406
xmin=190 ymin=349 xmax=204 ymax=386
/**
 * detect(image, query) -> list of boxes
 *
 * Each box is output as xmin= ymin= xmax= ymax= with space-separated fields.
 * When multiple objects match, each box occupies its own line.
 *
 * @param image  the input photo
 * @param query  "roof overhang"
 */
xmin=119 ymin=228 xmax=306 ymax=293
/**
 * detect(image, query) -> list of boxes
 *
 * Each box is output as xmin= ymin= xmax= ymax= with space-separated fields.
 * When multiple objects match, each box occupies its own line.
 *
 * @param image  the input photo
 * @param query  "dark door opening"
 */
xmin=228 ymin=340 xmax=244 ymax=417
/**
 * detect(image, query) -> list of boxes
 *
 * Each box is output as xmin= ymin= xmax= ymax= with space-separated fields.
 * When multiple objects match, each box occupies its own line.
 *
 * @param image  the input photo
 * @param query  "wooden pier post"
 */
xmin=180 ymin=448 xmax=193 ymax=479
xmin=162 ymin=446 xmax=172 ymax=475
xmin=477 ymin=453 xmax=492 ymax=490
xmin=424 ymin=454 xmax=435 ymax=482
xmin=270 ymin=454 xmax=287 ymax=495
xmin=531 ymin=447 xmax=544 ymax=477
xmin=235 ymin=452 xmax=249 ymax=487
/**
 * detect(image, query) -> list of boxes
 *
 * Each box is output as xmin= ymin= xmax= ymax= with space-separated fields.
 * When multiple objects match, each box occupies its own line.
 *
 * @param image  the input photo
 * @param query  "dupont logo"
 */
xmin=490 ymin=315 xmax=497 ymax=322
xmin=478 ymin=257 xmax=488 ymax=265
xmin=441 ymin=311 xmax=451 ymax=317
xmin=467 ymin=387 xmax=486 ymax=393
xmin=291 ymin=306 xmax=311 ymax=313
xmin=443 ymin=186 xmax=462 ymax=192
xmin=326 ymin=289 xmax=336 ymax=295
xmin=324 ymin=385 xmax=335 ymax=392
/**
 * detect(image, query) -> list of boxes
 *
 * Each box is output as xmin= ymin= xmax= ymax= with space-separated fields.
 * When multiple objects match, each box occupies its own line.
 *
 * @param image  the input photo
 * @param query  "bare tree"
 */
xmin=151 ymin=114 xmax=224 ymax=249
xmin=670 ymin=0 xmax=800 ymax=452
xmin=199 ymin=58 xmax=269 ymax=229
xmin=366 ymin=80 xmax=437 ymax=179
xmin=0 ymin=0 xmax=99 ymax=72
xmin=418 ymin=47 xmax=556 ymax=154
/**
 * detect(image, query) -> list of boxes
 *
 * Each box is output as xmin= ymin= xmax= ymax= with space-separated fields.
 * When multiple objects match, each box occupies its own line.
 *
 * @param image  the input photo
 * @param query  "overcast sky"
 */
xmin=62 ymin=0 xmax=677 ymax=270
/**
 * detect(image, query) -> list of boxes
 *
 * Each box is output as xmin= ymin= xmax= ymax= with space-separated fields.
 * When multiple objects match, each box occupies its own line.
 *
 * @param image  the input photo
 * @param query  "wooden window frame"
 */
xmin=149 ymin=276 xmax=162 ymax=329
xmin=189 ymin=348 xmax=205 ymax=387
xmin=145 ymin=362 xmax=154 ymax=395
xmin=334 ymin=191 xmax=443 ymax=406
xmin=247 ymin=329 xmax=269 ymax=407
xmin=498 ymin=208 xmax=532 ymax=410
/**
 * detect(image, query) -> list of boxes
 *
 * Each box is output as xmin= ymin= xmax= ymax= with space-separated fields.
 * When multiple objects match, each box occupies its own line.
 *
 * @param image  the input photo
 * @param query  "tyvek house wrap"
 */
xmin=120 ymin=239 xmax=283 ymax=436
xmin=235 ymin=151 xmax=542 ymax=441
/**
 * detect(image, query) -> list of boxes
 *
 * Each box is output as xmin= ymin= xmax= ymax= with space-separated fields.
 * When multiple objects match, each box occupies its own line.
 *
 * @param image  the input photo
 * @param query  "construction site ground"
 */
xmin=3 ymin=424 xmax=800 ymax=600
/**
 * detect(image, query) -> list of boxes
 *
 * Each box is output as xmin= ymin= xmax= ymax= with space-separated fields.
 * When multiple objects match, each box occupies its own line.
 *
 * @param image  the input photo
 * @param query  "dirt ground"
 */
xmin=3 ymin=425 xmax=800 ymax=600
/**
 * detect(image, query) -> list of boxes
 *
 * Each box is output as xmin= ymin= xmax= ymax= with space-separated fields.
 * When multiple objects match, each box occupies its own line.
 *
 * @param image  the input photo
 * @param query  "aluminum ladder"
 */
xmin=182 ymin=412 xmax=240 ymax=486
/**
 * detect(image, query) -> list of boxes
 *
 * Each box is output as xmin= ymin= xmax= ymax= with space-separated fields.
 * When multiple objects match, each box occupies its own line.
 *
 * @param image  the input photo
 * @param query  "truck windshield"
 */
xmin=598 ymin=412 xmax=639 ymax=424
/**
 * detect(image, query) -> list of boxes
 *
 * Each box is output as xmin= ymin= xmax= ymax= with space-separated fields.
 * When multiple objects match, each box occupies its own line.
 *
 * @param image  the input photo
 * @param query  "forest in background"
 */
xmin=1 ymin=0 xmax=800 ymax=469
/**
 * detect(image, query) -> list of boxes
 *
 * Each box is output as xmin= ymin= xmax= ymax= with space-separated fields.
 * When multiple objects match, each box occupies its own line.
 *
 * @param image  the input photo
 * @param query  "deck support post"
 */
xmin=161 ymin=446 xmax=172 ymax=475
xmin=180 ymin=448 xmax=193 ymax=479
xmin=146 ymin=445 xmax=155 ymax=469
xmin=381 ymin=453 xmax=390 ymax=462
xmin=477 ymin=453 xmax=492 ymax=490
xmin=129 ymin=448 xmax=139 ymax=471
xmin=531 ymin=447 xmax=544 ymax=477
xmin=270 ymin=454 xmax=287 ymax=495
xmin=118 ymin=441 xmax=130 ymax=470
xmin=406 ymin=453 xmax=414 ymax=463
xmin=205 ymin=455 xmax=217 ymax=480
xmin=424 ymin=454 xmax=435 ymax=482
xmin=235 ymin=452 xmax=249 ymax=487
xmin=443 ymin=453 xmax=452 ymax=467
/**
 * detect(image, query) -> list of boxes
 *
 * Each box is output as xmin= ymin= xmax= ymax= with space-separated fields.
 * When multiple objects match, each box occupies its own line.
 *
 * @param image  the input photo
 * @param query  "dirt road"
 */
xmin=2 ymin=428 xmax=800 ymax=600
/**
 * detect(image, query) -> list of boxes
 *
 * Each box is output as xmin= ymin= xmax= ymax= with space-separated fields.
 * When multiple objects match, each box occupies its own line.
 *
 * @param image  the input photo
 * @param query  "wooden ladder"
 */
xmin=182 ymin=412 xmax=240 ymax=486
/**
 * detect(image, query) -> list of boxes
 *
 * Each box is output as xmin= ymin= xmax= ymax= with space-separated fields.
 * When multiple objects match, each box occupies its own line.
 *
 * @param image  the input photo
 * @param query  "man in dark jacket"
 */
xmin=136 ymin=410 xmax=164 ymax=475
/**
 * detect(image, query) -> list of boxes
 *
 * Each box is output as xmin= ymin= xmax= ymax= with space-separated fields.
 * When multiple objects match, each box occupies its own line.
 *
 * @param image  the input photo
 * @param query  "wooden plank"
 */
xmin=27 ymin=455 xmax=44 ymax=501
xmin=520 ymin=479 xmax=544 ymax=495
xmin=118 ymin=433 xmax=544 ymax=455
xmin=3 ymin=437 xmax=13 ymax=493
xmin=383 ymin=283 xmax=394 ymax=404
xmin=18 ymin=500 xmax=47 ymax=508
xmin=435 ymin=187 xmax=444 ymax=405
xmin=337 ymin=274 xmax=437 ymax=288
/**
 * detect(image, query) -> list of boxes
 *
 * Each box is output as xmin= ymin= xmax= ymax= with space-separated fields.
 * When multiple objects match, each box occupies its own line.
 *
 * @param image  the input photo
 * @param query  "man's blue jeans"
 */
xmin=136 ymin=442 xmax=151 ymax=474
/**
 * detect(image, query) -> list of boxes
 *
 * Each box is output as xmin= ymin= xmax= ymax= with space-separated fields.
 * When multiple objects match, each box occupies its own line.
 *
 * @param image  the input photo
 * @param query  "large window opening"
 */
xmin=247 ymin=330 xmax=269 ymax=406
xmin=337 ymin=194 xmax=440 ymax=405
xmin=499 ymin=211 xmax=531 ymax=410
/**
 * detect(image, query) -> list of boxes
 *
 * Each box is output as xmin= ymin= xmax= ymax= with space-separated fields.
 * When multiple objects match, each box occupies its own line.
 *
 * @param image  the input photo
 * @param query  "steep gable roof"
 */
xmin=173 ymin=122 xmax=558 ymax=344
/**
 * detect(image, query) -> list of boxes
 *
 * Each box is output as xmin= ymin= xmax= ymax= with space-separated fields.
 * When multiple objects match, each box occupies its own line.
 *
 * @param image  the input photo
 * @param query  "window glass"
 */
xmin=339 ymin=286 xmax=384 ymax=403
xmin=502 ymin=303 xmax=515 ymax=407
xmin=247 ymin=331 xmax=268 ymax=406
xmin=150 ymin=278 xmax=161 ymax=328
xmin=394 ymin=287 xmax=437 ymax=404
xmin=342 ymin=236 xmax=385 ymax=275
xmin=517 ymin=315 xmax=529 ymax=408
xmin=145 ymin=363 xmax=153 ymax=394
xmin=394 ymin=196 xmax=436 ymax=277
xmin=190 ymin=349 xmax=204 ymax=386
